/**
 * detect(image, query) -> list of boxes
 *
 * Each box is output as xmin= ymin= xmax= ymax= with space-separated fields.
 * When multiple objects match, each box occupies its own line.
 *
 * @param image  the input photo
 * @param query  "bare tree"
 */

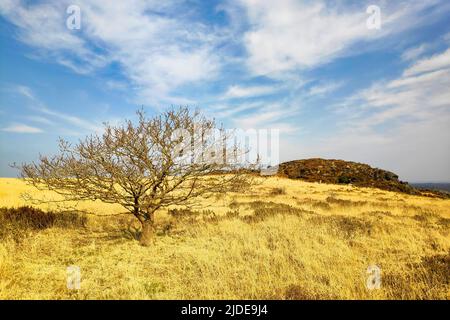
xmin=18 ymin=107 xmax=254 ymax=245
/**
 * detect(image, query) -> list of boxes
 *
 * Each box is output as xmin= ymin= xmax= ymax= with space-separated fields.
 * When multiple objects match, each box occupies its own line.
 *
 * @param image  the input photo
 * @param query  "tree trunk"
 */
xmin=139 ymin=219 xmax=155 ymax=246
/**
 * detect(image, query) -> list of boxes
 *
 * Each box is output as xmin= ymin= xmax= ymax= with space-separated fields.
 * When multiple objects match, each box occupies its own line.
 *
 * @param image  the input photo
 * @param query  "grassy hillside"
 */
xmin=0 ymin=177 xmax=449 ymax=299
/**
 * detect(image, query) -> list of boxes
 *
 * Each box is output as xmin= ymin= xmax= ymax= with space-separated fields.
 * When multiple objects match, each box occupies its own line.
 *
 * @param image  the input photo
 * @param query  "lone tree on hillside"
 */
xmin=18 ymin=107 xmax=254 ymax=246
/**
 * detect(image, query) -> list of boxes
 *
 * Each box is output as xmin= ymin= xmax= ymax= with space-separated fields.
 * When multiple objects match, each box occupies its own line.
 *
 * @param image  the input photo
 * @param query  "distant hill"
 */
xmin=411 ymin=183 xmax=450 ymax=193
xmin=276 ymin=158 xmax=448 ymax=198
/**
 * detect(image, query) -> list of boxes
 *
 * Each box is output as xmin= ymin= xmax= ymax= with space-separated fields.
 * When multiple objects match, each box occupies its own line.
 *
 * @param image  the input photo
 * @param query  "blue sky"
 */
xmin=0 ymin=0 xmax=449 ymax=182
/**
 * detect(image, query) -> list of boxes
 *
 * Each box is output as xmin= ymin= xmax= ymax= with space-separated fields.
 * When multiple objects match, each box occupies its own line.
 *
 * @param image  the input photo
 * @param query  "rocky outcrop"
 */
xmin=277 ymin=158 xmax=420 ymax=195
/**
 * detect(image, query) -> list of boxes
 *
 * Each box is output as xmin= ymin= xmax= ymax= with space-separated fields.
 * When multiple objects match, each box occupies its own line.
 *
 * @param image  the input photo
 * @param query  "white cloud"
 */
xmin=209 ymin=101 xmax=261 ymax=119
xmin=16 ymin=85 xmax=104 ymax=133
xmin=388 ymin=68 xmax=447 ymax=89
xmin=239 ymin=0 xmax=365 ymax=75
xmin=2 ymin=123 xmax=43 ymax=133
xmin=403 ymin=48 xmax=450 ymax=76
xmin=232 ymin=102 xmax=301 ymax=133
xmin=306 ymin=47 xmax=450 ymax=181
xmin=37 ymin=106 xmax=103 ymax=133
xmin=0 ymin=0 xmax=224 ymax=104
xmin=3 ymin=0 xmax=448 ymax=107
xmin=234 ymin=0 xmax=449 ymax=76
xmin=222 ymin=84 xmax=278 ymax=99
xmin=234 ymin=109 xmax=284 ymax=128
xmin=401 ymin=44 xmax=428 ymax=61
xmin=308 ymin=81 xmax=344 ymax=97
xmin=105 ymin=80 xmax=128 ymax=91
xmin=27 ymin=115 xmax=54 ymax=125
xmin=0 ymin=0 xmax=107 ymax=74
xmin=15 ymin=85 xmax=35 ymax=100
xmin=348 ymin=49 xmax=450 ymax=127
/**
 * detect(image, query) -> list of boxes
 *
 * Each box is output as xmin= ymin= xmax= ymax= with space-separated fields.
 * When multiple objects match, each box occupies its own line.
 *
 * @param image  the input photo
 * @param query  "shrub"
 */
xmin=167 ymin=208 xmax=197 ymax=219
xmin=269 ymin=187 xmax=286 ymax=196
xmin=284 ymin=284 xmax=336 ymax=300
xmin=308 ymin=215 xmax=373 ymax=239
xmin=337 ymin=176 xmax=355 ymax=184
xmin=333 ymin=216 xmax=373 ymax=239
xmin=226 ymin=209 xmax=240 ymax=218
xmin=0 ymin=206 xmax=87 ymax=242
xmin=0 ymin=206 xmax=87 ymax=229
xmin=326 ymin=196 xmax=367 ymax=207
xmin=311 ymin=201 xmax=331 ymax=210
xmin=167 ymin=208 xmax=218 ymax=223
xmin=242 ymin=201 xmax=314 ymax=223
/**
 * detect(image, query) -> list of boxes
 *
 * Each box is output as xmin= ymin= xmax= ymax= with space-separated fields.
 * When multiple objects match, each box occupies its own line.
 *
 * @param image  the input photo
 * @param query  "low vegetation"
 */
xmin=0 ymin=206 xmax=86 ymax=243
xmin=0 ymin=176 xmax=449 ymax=299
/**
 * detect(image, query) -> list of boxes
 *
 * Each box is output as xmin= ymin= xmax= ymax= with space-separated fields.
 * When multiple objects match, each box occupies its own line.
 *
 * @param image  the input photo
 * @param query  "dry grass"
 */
xmin=0 ymin=177 xmax=449 ymax=299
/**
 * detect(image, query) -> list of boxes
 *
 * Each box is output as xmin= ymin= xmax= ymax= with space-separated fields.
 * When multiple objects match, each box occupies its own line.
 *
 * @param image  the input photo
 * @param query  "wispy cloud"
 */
xmin=37 ymin=106 xmax=103 ymax=133
xmin=341 ymin=47 xmax=450 ymax=128
xmin=26 ymin=115 xmax=54 ymax=125
xmin=0 ymin=0 xmax=226 ymax=105
xmin=233 ymin=0 xmax=450 ymax=77
xmin=2 ymin=123 xmax=43 ymax=133
xmin=210 ymin=101 xmax=261 ymax=119
xmin=222 ymin=84 xmax=279 ymax=99
xmin=403 ymin=48 xmax=450 ymax=76
xmin=3 ymin=0 xmax=449 ymax=107
xmin=15 ymin=85 xmax=104 ymax=134
xmin=0 ymin=0 xmax=107 ymax=74
xmin=232 ymin=102 xmax=301 ymax=133
xmin=15 ymin=85 xmax=35 ymax=100
xmin=308 ymin=81 xmax=344 ymax=97
xmin=311 ymin=46 xmax=450 ymax=181
xmin=401 ymin=44 xmax=429 ymax=61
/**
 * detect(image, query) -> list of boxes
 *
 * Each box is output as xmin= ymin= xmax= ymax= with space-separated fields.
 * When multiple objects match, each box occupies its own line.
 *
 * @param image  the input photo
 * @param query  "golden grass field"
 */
xmin=0 ymin=177 xmax=449 ymax=299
